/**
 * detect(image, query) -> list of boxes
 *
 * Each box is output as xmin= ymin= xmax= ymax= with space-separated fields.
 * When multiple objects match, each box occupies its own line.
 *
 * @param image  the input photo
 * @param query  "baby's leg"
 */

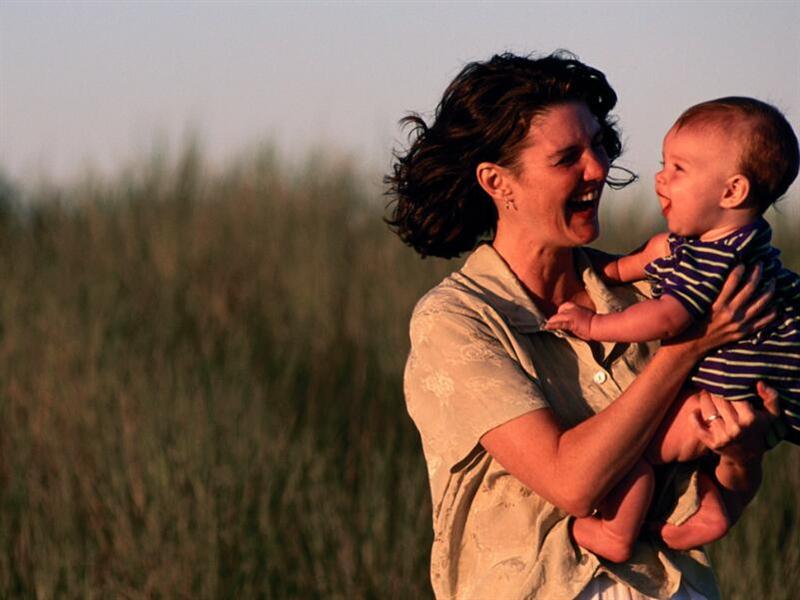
xmin=644 ymin=386 xmax=730 ymax=549
xmin=656 ymin=471 xmax=730 ymax=550
xmin=571 ymin=459 xmax=654 ymax=563
xmin=645 ymin=386 xmax=707 ymax=464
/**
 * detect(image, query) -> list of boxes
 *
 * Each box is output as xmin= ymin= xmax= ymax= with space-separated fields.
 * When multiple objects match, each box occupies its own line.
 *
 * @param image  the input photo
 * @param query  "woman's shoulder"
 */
xmin=410 ymin=271 xmax=490 ymax=341
xmin=412 ymin=243 xmax=529 ymax=322
xmin=408 ymin=250 xmax=523 ymax=353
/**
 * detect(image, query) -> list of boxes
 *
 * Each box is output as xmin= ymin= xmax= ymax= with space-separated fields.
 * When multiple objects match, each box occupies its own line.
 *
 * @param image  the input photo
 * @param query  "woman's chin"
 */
xmin=576 ymin=231 xmax=599 ymax=247
xmin=567 ymin=217 xmax=600 ymax=245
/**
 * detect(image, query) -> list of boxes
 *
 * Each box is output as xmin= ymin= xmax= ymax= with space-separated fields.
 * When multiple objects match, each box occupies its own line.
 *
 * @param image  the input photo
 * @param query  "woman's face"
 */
xmin=505 ymin=102 xmax=609 ymax=248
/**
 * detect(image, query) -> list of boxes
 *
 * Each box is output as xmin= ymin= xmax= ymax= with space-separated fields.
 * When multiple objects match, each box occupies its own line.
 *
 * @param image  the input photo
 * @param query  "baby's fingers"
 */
xmin=544 ymin=317 xmax=569 ymax=331
xmin=556 ymin=301 xmax=578 ymax=314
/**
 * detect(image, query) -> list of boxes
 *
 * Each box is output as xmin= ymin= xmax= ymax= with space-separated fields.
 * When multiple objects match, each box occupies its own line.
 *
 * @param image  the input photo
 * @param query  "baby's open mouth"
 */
xmin=657 ymin=192 xmax=671 ymax=216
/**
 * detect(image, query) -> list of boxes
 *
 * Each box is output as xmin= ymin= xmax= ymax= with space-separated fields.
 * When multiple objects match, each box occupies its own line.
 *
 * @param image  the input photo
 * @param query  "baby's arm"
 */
xmin=603 ymin=232 xmax=670 ymax=284
xmin=545 ymin=294 xmax=693 ymax=342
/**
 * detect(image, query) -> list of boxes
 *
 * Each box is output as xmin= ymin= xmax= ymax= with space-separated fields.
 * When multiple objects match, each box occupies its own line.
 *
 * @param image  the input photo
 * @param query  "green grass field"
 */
xmin=0 ymin=147 xmax=797 ymax=598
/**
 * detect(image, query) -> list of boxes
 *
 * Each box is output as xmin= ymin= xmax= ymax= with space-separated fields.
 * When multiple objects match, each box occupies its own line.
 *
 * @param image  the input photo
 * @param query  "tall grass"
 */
xmin=0 ymin=147 xmax=797 ymax=598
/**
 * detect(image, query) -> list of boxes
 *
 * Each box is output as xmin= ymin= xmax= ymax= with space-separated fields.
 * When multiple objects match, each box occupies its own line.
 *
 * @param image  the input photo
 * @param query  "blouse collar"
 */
xmin=459 ymin=243 xmax=628 ymax=334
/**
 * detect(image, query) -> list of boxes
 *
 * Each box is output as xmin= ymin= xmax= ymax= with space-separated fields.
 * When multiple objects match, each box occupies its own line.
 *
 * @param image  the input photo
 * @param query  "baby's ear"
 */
xmin=720 ymin=174 xmax=751 ymax=209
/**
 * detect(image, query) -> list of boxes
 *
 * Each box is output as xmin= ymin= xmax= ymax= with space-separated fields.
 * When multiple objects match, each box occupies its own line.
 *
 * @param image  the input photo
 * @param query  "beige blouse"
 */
xmin=404 ymin=244 xmax=720 ymax=600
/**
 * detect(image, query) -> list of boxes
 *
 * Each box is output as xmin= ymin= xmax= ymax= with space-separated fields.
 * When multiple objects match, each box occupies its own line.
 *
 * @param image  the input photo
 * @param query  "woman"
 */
xmin=386 ymin=52 xmax=779 ymax=599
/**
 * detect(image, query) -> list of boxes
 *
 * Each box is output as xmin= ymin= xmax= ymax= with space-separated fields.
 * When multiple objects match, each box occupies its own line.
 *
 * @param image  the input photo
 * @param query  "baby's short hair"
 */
xmin=675 ymin=97 xmax=799 ymax=212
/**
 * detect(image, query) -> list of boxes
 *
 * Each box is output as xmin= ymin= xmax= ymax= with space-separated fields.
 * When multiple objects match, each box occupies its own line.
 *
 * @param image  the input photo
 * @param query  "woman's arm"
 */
xmin=482 ymin=265 xmax=774 ymax=517
xmin=481 ymin=343 xmax=700 ymax=516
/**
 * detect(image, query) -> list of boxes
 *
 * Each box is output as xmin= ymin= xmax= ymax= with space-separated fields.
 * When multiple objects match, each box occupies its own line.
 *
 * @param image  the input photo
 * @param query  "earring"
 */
xmin=504 ymin=195 xmax=517 ymax=211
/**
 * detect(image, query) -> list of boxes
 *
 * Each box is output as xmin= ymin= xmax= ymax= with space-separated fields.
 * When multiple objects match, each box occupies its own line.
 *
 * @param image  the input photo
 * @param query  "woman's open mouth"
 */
xmin=566 ymin=190 xmax=600 ymax=215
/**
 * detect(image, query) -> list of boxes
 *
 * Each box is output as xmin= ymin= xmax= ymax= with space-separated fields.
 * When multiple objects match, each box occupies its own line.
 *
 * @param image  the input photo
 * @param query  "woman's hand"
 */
xmin=698 ymin=382 xmax=784 ymax=525
xmin=665 ymin=264 xmax=776 ymax=360
xmin=690 ymin=382 xmax=781 ymax=462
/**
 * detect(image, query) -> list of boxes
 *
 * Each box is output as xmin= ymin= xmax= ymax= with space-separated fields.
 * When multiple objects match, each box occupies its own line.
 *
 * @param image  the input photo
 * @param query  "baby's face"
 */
xmin=655 ymin=124 xmax=740 ymax=239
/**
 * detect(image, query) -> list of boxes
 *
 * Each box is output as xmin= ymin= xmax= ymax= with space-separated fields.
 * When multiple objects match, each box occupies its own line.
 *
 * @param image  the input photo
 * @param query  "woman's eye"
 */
xmin=557 ymin=152 xmax=580 ymax=166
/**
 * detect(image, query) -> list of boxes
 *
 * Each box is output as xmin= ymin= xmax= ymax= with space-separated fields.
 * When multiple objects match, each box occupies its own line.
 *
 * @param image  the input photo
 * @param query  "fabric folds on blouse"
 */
xmin=404 ymin=244 xmax=720 ymax=600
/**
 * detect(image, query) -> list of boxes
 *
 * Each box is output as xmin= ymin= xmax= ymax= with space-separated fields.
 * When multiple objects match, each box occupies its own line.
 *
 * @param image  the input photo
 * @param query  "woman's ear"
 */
xmin=720 ymin=174 xmax=751 ymax=209
xmin=476 ymin=162 xmax=512 ymax=203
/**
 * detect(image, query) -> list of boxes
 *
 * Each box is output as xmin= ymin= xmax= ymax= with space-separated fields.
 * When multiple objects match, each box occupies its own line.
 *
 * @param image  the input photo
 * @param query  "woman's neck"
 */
xmin=492 ymin=237 xmax=589 ymax=317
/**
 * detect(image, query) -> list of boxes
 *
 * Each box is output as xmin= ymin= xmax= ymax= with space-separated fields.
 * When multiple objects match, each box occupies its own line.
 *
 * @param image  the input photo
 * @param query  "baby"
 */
xmin=546 ymin=97 xmax=800 ymax=562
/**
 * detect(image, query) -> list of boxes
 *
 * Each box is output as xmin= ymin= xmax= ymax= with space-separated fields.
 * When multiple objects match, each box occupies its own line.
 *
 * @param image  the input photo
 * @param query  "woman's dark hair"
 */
xmin=385 ymin=51 xmax=633 ymax=258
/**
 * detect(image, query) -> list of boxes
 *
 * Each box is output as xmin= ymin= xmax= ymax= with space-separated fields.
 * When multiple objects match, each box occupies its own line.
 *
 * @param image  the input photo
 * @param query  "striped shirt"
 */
xmin=644 ymin=218 xmax=800 ymax=444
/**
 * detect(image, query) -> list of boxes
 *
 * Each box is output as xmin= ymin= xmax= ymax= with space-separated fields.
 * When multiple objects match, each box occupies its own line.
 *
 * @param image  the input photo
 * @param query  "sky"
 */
xmin=1 ymin=0 xmax=799 ymax=207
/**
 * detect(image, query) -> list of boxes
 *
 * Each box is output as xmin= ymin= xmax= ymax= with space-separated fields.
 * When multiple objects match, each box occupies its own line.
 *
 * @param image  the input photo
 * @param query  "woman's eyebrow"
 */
xmin=548 ymin=144 xmax=580 ymax=160
xmin=548 ymin=130 xmax=603 ymax=160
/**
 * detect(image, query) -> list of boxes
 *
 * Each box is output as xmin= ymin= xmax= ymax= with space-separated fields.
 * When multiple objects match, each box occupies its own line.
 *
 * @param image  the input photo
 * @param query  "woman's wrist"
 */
xmin=660 ymin=321 xmax=727 ymax=362
xmin=656 ymin=338 xmax=705 ymax=367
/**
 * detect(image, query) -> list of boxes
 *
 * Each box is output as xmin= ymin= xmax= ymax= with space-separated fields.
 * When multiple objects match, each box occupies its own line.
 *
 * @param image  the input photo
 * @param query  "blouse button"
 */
xmin=593 ymin=371 xmax=608 ymax=385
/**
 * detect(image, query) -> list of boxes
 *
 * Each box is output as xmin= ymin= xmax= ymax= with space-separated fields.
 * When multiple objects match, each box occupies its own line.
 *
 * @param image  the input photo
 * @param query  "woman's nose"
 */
xmin=583 ymin=148 xmax=609 ymax=181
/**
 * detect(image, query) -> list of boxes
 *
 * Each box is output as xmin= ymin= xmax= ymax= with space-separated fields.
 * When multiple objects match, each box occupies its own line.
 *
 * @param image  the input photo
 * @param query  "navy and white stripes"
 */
xmin=645 ymin=218 xmax=800 ymax=444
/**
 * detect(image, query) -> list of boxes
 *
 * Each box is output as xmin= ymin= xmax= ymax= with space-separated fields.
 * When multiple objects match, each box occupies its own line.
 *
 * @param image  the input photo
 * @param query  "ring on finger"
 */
xmin=704 ymin=413 xmax=722 ymax=425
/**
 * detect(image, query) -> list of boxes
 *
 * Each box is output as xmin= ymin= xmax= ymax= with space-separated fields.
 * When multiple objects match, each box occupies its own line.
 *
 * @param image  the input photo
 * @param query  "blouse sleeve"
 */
xmin=404 ymin=299 xmax=550 ymax=471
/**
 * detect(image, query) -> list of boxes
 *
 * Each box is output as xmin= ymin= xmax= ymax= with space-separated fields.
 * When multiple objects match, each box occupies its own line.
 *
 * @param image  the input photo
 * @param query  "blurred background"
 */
xmin=0 ymin=1 xmax=798 ymax=598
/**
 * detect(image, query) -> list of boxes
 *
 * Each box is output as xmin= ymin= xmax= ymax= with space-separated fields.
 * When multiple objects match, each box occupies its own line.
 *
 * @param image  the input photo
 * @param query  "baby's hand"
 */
xmin=544 ymin=302 xmax=595 ymax=340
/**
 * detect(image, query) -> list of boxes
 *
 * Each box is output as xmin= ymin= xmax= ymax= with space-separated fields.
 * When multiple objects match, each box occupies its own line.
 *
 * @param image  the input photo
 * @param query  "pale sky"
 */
xmin=1 ymin=0 xmax=799 ymax=204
